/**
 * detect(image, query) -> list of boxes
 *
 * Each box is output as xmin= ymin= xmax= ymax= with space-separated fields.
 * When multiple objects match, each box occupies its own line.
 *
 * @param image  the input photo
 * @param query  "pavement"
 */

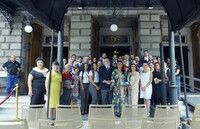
xmin=0 ymin=95 xmax=91 ymax=121
xmin=0 ymin=94 xmax=198 ymax=121
xmin=0 ymin=95 xmax=30 ymax=120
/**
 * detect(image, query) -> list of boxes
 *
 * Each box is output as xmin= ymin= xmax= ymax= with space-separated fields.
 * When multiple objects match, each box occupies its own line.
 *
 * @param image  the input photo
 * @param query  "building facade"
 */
xmin=0 ymin=7 xmax=199 ymax=94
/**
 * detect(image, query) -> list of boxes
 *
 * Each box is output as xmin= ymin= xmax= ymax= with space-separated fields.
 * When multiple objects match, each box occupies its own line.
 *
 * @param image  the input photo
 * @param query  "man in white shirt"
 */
xmin=125 ymin=54 xmax=131 ymax=67
xmin=67 ymin=58 xmax=74 ymax=73
xmin=71 ymin=54 xmax=78 ymax=66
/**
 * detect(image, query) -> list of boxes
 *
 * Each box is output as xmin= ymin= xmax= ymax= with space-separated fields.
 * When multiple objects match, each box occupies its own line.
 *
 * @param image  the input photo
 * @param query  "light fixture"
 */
xmin=76 ymin=0 xmax=83 ymax=10
xmin=148 ymin=6 xmax=154 ymax=10
xmin=24 ymin=16 xmax=33 ymax=33
xmin=114 ymin=51 xmax=118 ymax=54
xmin=147 ymin=0 xmax=153 ymax=10
xmin=110 ymin=24 xmax=118 ymax=32
xmin=77 ymin=7 xmax=83 ymax=9
xmin=24 ymin=25 xmax=33 ymax=33
xmin=110 ymin=7 xmax=118 ymax=32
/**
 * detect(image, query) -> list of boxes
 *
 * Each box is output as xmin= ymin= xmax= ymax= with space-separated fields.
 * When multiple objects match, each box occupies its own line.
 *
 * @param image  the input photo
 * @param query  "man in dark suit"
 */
xmin=138 ymin=50 xmax=149 ymax=68
xmin=140 ymin=50 xmax=149 ymax=63
xmin=78 ymin=56 xmax=83 ymax=67
xmin=110 ymin=54 xmax=118 ymax=68
xmin=79 ymin=56 xmax=91 ymax=71
xmin=99 ymin=58 xmax=114 ymax=104
xmin=101 ymin=53 xmax=107 ymax=66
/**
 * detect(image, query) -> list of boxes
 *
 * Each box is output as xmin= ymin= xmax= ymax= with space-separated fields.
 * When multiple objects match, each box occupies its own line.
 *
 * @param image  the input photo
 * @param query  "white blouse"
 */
xmin=89 ymin=70 xmax=99 ymax=83
xmin=79 ymin=71 xmax=90 ymax=83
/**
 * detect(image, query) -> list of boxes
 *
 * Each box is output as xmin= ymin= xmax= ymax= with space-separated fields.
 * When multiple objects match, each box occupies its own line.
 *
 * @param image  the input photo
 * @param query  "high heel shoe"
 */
xmin=81 ymin=111 xmax=85 ymax=115
xmin=117 ymin=113 xmax=121 ymax=117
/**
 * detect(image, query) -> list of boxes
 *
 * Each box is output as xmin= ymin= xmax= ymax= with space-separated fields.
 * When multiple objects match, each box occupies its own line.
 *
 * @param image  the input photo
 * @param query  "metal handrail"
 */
xmin=180 ymin=74 xmax=200 ymax=93
xmin=181 ymin=85 xmax=200 ymax=93
xmin=180 ymin=82 xmax=200 ymax=90
xmin=180 ymin=75 xmax=200 ymax=82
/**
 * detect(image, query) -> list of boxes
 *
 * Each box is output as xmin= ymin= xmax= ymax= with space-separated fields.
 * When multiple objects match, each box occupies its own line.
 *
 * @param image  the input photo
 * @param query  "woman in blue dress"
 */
xmin=111 ymin=61 xmax=127 ymax=117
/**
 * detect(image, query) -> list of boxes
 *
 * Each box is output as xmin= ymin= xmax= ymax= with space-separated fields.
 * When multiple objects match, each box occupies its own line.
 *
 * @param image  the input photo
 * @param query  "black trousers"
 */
xmin=81 ymin=83 xmax=89 ymax=111
xmin=60 ymin=87 xmax=72 ymax=105
xmin=30 ymin=88 xmax=46 ymax=105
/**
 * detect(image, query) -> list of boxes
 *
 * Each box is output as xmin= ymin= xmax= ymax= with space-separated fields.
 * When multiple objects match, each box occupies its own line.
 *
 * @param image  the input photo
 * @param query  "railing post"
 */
xmin=57 ymin=20 xmax=64 ymax=73
xmin=16 ymin=83 xmax=19 ymax=119
xmin=168 ymin=20 xmax=178 ymax=105
xmin=160 ymin=43 xmax=167 ymax=105
xmin=47 ymin=30 xmax=55 ymax=119
xmin=178 ymin=30 xmax=189 ymax=118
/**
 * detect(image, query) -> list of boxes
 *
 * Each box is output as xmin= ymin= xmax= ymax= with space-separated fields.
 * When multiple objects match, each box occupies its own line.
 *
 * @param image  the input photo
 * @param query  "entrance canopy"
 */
xmin=160 ymin=0 xmax=200 ymax=31
xmin=0 ymin=0 xmax=200 ymax=31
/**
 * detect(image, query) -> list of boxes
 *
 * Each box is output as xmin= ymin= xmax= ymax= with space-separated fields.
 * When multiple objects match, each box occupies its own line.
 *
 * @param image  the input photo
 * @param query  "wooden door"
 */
xmin=191 ymin=22 xmax=200 ymax=88
xmin=25 ymin=24 xmax=42 ymax=94
xmin=132 ymin=20 xmax=138 ymax=55
xmin=92 ymin=20 xmax=100 ymax=58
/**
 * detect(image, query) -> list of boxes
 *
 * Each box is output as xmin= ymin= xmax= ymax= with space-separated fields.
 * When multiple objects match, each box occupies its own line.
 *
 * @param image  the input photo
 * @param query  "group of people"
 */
xmin=1 ymin=50 xmax=180 ymax=120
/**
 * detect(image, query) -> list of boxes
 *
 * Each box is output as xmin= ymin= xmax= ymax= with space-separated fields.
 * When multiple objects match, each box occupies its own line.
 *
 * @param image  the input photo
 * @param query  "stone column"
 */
xmin=70 ymin=15 xmax=92 ymax=57
xmin=138 ymin=14 xmax=161 ymax=56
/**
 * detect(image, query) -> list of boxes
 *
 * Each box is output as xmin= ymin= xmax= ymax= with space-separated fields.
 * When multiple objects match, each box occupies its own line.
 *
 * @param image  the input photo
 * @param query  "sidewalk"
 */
xmin=0 ymin=95 xmax=30 ymax=120
xmin=0 ymin=95 xmax=91 ymax=121
xmin=0 ymin=95 xmax=195 ymax=121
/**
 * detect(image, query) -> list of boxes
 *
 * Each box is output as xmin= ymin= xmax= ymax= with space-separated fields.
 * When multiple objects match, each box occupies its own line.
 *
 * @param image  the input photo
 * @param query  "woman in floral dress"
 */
xmin=71 ymin=65 xmax=80 ymax=105
xmin=111 ymin=61 xmax=127 ymax=117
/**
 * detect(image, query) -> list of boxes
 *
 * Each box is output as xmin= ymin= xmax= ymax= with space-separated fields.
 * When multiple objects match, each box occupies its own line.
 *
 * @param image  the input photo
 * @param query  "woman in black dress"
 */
xmin=152 ymin=62 xmax=162 ymax=105
xmin=28 ymin=57 xmax=48 ymax=105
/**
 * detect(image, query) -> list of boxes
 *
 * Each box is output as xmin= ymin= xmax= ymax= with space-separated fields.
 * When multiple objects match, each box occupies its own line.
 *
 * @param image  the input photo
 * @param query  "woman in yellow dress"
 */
xmin=45 ymin=62 xmax=63 ymax=120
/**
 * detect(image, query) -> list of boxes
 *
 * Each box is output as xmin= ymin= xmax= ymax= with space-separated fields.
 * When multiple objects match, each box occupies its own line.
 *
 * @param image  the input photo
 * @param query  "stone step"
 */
xmin=0 ymin=95 xmax=29 ymax=97
xmin=0 ymin=109 xmax=23 ymax=120
xmin=179 ymin=100 xmax=194 ymax=118
xmin=0 ymin=88 xmax=6 ymax=94
xmin=0 ymin=104 xmax=31 ymax=109
xmin=0 ymin=96 xmax=30 ymax=109
xmin=0 ymin=95 xmax=30 ymax=99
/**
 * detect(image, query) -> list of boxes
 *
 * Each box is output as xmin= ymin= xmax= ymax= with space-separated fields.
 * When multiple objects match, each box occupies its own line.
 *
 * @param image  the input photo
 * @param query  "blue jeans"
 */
xmin=176 ymin=76 xmax=180 ymax=100
xmin=6 ymin=75 xmax=18 ymax=95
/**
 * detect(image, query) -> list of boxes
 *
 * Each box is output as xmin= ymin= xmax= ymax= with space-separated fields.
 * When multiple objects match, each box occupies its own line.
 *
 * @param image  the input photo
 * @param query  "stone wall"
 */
xmin=41 ymin=21 xmax=69 ymax=44
xmin=70 ymin=15 xmax=92 ymax=57
xmin=138 ymin=14 xmax=161 ymax=56
xmin=67 ymin=7 xmax=165 ymax=58
xmin=0 ymin=8 xmax=166 ymax=94
xmin=0 ymin=11 xmax=25 ymax=94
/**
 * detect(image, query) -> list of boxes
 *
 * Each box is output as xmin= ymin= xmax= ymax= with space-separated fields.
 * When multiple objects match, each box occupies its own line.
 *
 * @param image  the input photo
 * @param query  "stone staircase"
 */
xmin=0 ymin=96 xmax=90 ymax=121
xmin=0 ymin=77 xmax=7 ymax=95
xmin=0 ymin=95 xmax=30 ymax=120
xmin=179 ymin=100 xmax=193 ymax=118
xmin=0 ymin=94 xmax=196 ymax=121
